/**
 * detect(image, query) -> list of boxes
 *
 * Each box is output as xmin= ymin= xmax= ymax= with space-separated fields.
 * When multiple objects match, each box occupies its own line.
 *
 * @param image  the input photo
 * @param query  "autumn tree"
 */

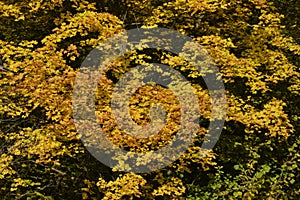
xmin=0 ymin=0 xmax=299 ymax=199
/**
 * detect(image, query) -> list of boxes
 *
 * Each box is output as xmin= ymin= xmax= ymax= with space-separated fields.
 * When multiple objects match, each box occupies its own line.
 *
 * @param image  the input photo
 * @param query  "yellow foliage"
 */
xmin=0 ymin=0 xmax=299 ymax=199
xmin=96 ymin=173 xmax=147 ymax=199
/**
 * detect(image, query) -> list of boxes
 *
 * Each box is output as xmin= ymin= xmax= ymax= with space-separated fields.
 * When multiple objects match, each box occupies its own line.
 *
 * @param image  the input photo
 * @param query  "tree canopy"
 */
xmin=0 ymin=0 xmax=299 ymax=199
